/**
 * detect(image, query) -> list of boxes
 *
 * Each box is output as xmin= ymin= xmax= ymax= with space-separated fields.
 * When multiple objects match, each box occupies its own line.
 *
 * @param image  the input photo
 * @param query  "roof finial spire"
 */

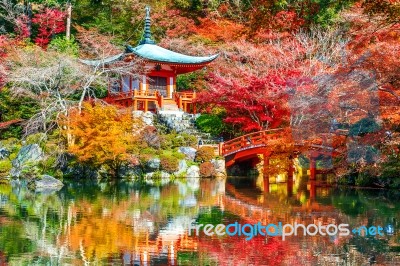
xmin=139 ymin=6 xmax=155 ymax=45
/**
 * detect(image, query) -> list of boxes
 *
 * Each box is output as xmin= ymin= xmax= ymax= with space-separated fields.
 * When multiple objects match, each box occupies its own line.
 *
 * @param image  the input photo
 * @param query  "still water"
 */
xmin=0 ymin=175 xmax=399 ymax=265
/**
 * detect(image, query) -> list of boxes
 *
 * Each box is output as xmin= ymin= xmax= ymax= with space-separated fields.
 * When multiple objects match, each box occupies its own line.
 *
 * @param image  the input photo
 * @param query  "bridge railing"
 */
xmin=222 ymin=128 xmax=289 ymax=156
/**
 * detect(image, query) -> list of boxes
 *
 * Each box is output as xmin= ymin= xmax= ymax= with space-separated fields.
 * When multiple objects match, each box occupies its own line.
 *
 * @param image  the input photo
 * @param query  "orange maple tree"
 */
xmin=61 ymin=103 xmax=143 ymax=177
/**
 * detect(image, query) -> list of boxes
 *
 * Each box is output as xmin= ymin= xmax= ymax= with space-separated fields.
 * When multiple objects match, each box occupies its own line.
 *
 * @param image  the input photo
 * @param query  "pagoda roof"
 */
xmin=126 ymin=44 xmax=219 ymax=65
xmin=79 ymin=53 xmax=124 ymax=67
xmin=79 ymin=6 xmax=218 ymax=71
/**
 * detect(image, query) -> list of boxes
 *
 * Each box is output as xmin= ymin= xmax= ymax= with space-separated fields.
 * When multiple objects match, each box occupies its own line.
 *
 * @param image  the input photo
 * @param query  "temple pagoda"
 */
xmin=82 ymin=7 xmax=218 ymax=113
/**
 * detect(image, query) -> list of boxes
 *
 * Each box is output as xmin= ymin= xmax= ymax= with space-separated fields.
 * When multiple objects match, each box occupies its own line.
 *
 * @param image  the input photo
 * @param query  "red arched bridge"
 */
xmin=216 ymin=127 xmax=347 ymax=180
xmin=221 ymin=128 xmax=293 ymax=167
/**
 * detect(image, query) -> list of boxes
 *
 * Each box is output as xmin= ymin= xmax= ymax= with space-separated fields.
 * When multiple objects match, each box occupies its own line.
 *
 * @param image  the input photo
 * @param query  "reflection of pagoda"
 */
xmin=82 ymin=7 xmax=218 ymax=113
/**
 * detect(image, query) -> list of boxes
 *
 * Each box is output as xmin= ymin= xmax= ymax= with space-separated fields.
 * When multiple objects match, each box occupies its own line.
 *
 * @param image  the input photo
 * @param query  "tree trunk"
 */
xmin=66 ymin=3 xmax=72 ymax=40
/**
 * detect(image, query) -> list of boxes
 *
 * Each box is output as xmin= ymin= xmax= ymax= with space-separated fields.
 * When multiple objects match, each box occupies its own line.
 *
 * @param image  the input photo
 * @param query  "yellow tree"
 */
xmin=61 ymin=102 xmax=143 ymax=178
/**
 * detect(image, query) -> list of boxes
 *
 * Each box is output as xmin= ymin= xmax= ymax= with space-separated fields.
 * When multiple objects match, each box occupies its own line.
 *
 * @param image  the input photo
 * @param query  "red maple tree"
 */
xmin=32 ymin=8 xmax=66 ymax=48
xmin=196 ymin=73 xmax=291 ymax=132
xmin=14 ymin=15 xmax=31 ymax=40
xmin=0 ymin=35 xmax=10 ymax=88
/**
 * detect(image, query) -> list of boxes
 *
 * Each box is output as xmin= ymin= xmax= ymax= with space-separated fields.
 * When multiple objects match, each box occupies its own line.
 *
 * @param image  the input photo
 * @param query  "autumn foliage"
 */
xmin=197 ymin=74 xmax=290 ymax=132
xmin=0 ymin=36 xmax=8 ymax=88
xmin=61 ymin=103 xmax=143 ymax=177
xmin=32 ymin=8 xmax=66 ymax=48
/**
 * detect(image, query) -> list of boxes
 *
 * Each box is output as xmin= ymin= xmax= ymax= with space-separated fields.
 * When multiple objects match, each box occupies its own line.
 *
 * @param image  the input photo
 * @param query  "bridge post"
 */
xmin=263 ymin=152 xmax=270 ymax=193
xmin=241 ymin=136 xmax=246 ymax=148
xmin=288 ymin=155 xmax=294 ymax=181
xmin=287 ymin=155 xmax=294 ymax=195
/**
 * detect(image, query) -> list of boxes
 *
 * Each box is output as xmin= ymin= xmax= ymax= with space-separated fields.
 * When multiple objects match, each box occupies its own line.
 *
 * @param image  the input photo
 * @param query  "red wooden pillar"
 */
xmin=178 ymin=97 xmax=183 ymax=110
xmin=133 ymin=99 xmax=138 ymax=111
xmin=144 ymin=100 xmax=148 ymax=112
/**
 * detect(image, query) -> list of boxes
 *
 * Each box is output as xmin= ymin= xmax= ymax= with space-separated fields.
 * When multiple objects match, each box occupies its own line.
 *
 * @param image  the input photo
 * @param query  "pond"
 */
xmin=0 ymin=175 xmax=399 ymax=265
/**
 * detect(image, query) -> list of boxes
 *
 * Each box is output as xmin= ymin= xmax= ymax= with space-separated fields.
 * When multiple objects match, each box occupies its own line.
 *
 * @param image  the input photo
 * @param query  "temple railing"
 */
xmin=173 ymin=91 xmax=197 ymax=112
xmin=175 ymin=91 xmax=196 ymax=100
xmin=133 ymin=90 xmax=157 ymax=99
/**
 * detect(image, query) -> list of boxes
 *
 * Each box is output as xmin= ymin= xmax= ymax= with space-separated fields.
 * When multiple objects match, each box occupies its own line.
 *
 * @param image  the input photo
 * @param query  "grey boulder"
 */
xmin=35 ymin=175 xmax=63 ymax=188
xmin=178 ymin=147 xmax=197 ymax=161
xmin=147 ymin=158 xmax=161 ymax=170
xmin=10 ymin=144 xmax=44 ymax=177
xmin=186 ymin=165 xmax=200 ymax=178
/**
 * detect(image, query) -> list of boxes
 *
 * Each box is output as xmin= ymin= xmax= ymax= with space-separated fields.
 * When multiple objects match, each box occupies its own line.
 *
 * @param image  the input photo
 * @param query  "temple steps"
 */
xmin=157 ymin=98 xmax=180 ymax=111
xmin=161 ymin=103 xmax=180 ymax=111
xmin=156 ymin=112 xmax=222 ymax=144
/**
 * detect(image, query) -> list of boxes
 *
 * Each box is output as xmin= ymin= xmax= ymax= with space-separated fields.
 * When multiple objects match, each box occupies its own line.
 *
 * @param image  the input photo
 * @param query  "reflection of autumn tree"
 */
xmin=197 ymin=234 xmax=310 ymax=265
xmin=65 ymin=213 xmax=144 ymax=262
xmin=61 ymin=183 xmax=204 ymax=262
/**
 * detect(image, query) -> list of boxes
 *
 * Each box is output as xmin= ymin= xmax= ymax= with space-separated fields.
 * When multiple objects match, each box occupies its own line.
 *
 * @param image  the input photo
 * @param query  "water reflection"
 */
xmin=0 ymin=176 xmax=398 ymax=265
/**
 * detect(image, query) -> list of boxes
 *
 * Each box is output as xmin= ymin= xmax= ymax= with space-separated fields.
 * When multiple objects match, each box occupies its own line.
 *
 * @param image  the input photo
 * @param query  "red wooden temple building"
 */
xmin=81 ymin=7 xmax=218 ymax=113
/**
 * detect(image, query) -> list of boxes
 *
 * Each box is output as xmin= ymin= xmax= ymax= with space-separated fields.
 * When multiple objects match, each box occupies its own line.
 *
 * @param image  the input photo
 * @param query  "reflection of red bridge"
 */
xmin=223 ymin=183 xmax=339 ymax=226
xmin=221 ymin=127 xmax=347 ymax=180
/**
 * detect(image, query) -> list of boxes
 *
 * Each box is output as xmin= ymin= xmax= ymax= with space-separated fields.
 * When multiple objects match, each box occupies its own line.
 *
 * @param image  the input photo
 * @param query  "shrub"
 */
xmin=26 ymin=133 xmax=47 ymax=147
xmin=0 ymin=160 xmax=12 ymax=176
xmin=355 ymin=171 xmax=377 ymax=187
xmin=196 ymin=114 xmax=224 ymax=136
xmin=195 ymin=146 xmax=215 ymax=163
xmin=20 ymin=161 xmax=41 ymax=181
xmin=172 ymin=150 xmax=186 ymax=160
xmin=0 ymin=88 xmax=39 ymax=139
xmin=141 ymin=126 xmax=161 ymax=149
xmin=38 ymin=156 xmax=57 ymax=173
xmin=139 ymin=147 xmax=158 ymax=162
xmin=160 ymin=154 xmax=179 ymax=173
xmin=160 ymin=133 xmax=197 ymax=149
xmin=199 ymin=162 xmax=215 ymax=177
xmin=337 ymin=173 xmax=356 ymax=185
xmin=180 ymin=133 xmax=198 ymax=147
xmin=349 ymin=117 xmax=380 ymax=136
xmin=380 ymin=155 xmax=400 ymax=189
xmin=48 ymin=36 xmax=79 ymax=57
